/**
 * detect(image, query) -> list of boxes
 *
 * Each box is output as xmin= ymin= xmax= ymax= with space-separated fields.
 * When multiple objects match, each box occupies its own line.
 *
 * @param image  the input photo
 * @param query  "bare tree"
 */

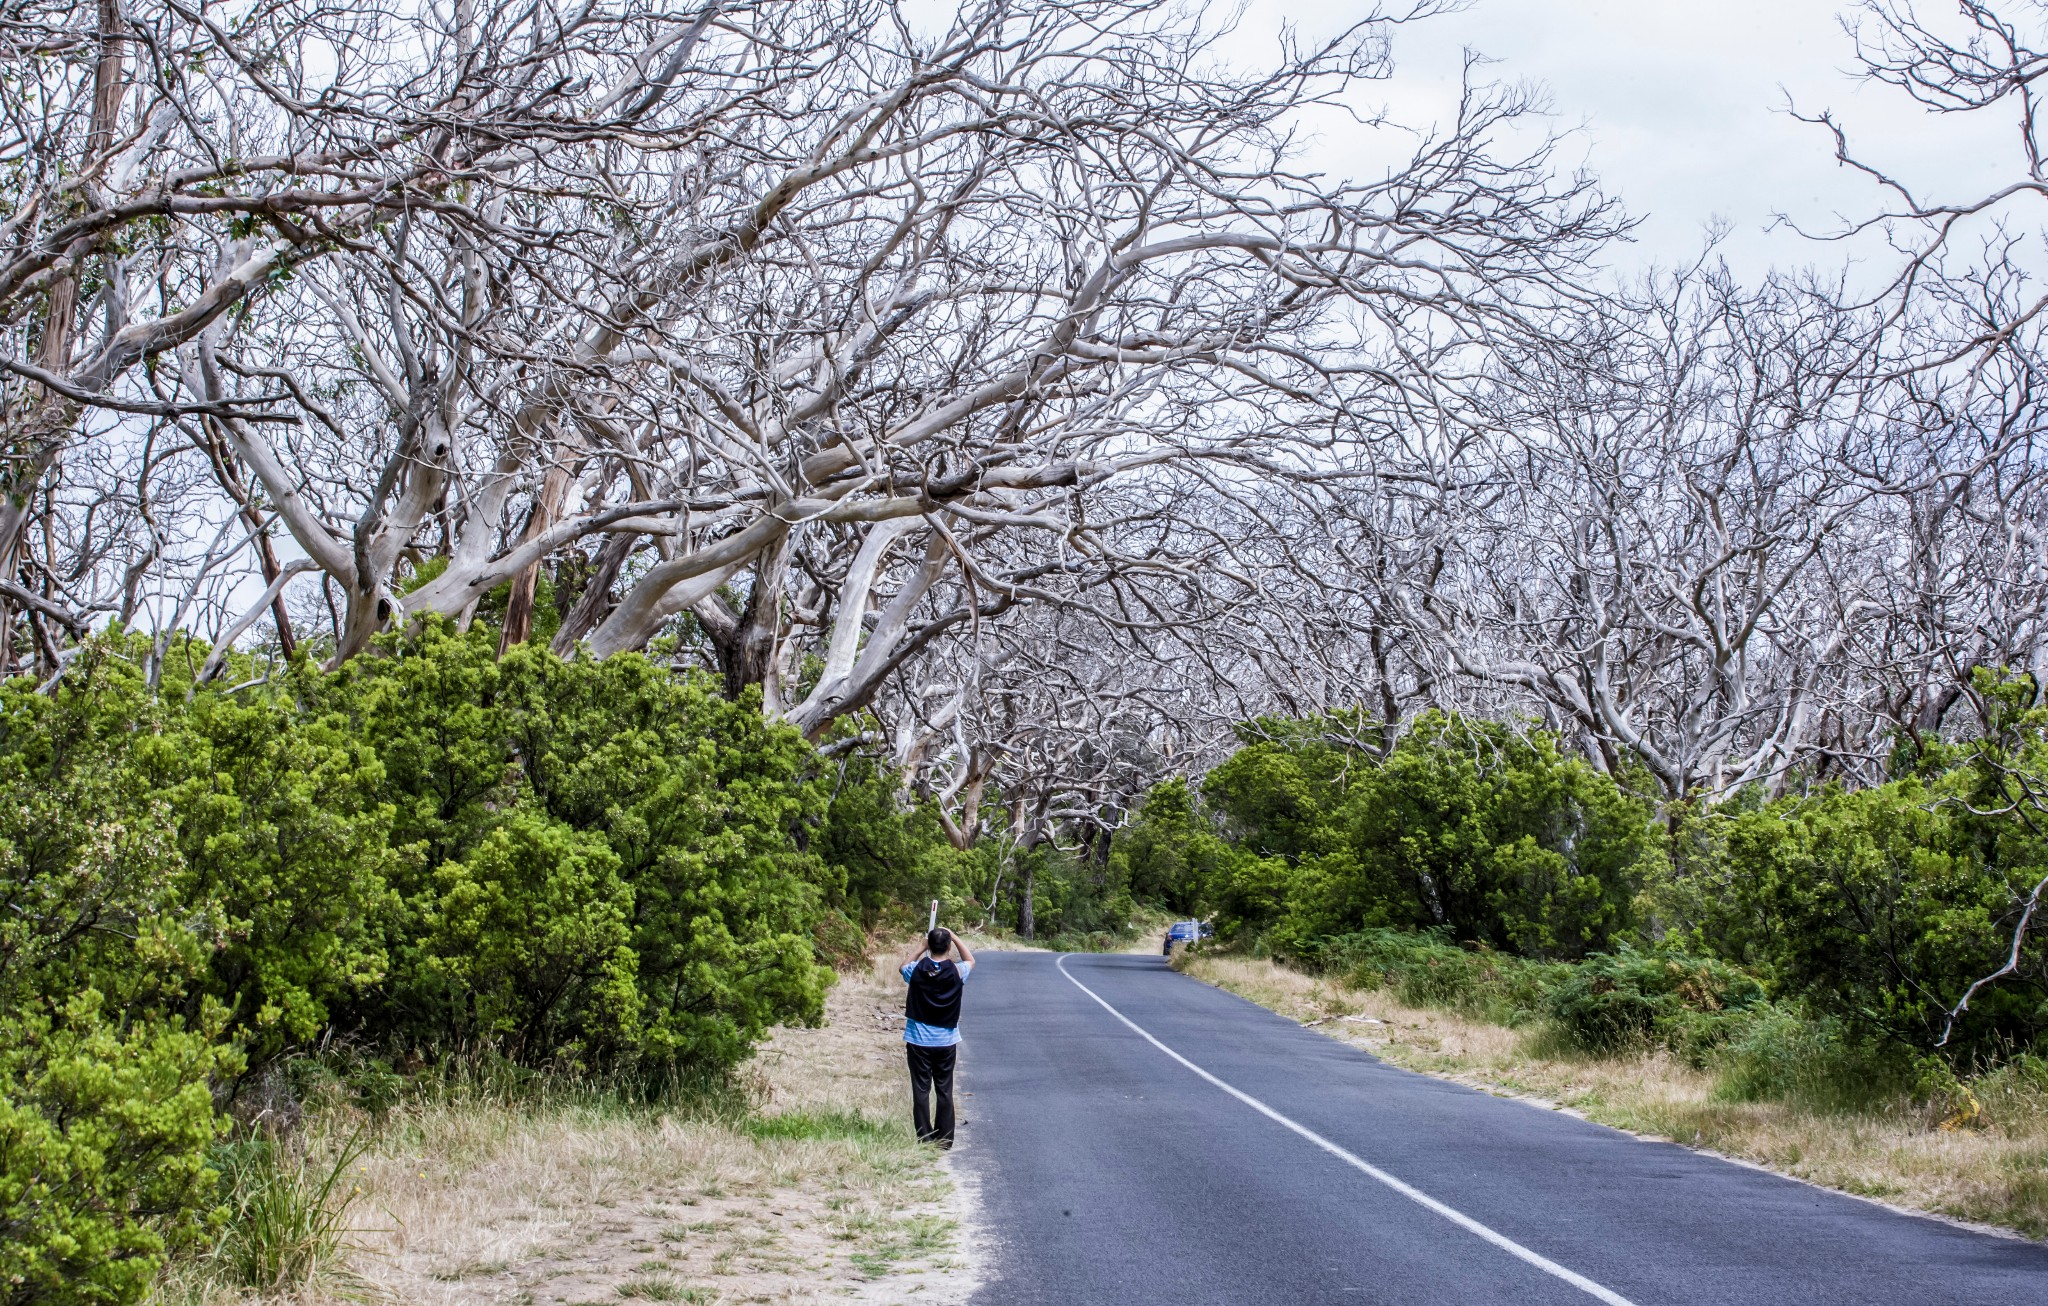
xmin=1799 ymin=0 xmax=2048 ymax=1040
xmin=876 ymin=602 xmax=1178 ymax=935
xmin=7 ymin=0 xmax=1623 ymax=725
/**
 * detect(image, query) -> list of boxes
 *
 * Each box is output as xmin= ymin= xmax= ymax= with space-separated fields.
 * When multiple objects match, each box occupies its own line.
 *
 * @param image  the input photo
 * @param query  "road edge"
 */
xmin=1172 ymin=959 xmax=2045 ymax=1248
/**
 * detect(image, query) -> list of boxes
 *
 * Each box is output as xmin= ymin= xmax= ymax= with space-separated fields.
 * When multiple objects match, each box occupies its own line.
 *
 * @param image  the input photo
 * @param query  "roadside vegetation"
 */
xmin=152 ymin=951 xmax=969 ymax=1305
xmin=1126 ymin=704 xmax=2048 ymax=1237
xmin=0 ymin=624 xmax=1127 ymax=1305
xmin=15 ymin=619 xmax=2048 ymax=1298
xmin=16 ymin=645 xmax=2048 ymax=1300
xmin=15 ymin=615 xmax=2048 ymax=1298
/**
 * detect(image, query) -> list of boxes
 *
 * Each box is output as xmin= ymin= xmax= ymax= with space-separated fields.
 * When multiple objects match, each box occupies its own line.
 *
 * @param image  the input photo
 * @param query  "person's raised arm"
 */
xmin=952 ymin=934 xmax=975 ymax=967
xmin=900 ymin=937 xmax=928 ymax=971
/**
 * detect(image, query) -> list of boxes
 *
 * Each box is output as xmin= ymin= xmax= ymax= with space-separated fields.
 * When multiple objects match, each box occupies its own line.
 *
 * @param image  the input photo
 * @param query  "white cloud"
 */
xmin=1245 ymin=0 xmax=2021 ymax=277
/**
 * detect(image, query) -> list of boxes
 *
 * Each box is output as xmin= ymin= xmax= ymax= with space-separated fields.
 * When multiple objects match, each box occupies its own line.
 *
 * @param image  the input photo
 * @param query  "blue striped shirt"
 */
xmin=900 ymin=959 xmax=972 ymax=1046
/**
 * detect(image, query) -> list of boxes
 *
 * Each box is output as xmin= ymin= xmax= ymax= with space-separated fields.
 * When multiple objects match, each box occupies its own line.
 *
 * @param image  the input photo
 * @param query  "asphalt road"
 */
xmin=951 ymin=950 xmax=2048 ymax=1306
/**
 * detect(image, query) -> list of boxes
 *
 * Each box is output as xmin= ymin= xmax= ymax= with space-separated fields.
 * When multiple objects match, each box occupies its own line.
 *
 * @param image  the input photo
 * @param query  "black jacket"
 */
xmin=905 ymin=957 xmax=964 ymax=1028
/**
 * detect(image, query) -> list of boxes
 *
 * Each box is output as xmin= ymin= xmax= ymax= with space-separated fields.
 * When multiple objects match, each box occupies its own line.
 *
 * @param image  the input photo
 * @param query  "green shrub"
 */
xmin=1315 ymin=928 xmax=1567 ymax=1025
xmin=0 ymin=662 xmax=233 ymax=1305
xmin=0 ymin=642 xmax=399 ymax=1074
xmin=1182 ymin=700 xmax=2048 ymax=1071
xmin=815 ymin=749 xmax=971 ymax=930
xmin=1111 ymin=778 xmax=1228 ymax=915
xmin=4 ymin=627 xmax=875 ymax=1087
xmin=1544 ymin=950 xmax=1764 ymax=1056
xmin=1199 ymin=849 xmax=1302 ymax=946
xmin=1044 ymin=928 xmax=1133 ymax=954
xmin=0 ymin=625 xmax=998 ymax=1299
xmin=1667 ymin=775 xmax=2047 ymax=1059
xmin=0 ymin=650 xmax=205 ymax=1016
xmin=1201 ymin=724 xmax=1354 ymax=864
xmin=418 ymin=811 xmax=639 ymax=1068
xmin=1194 ymin=713 xmax=1662 ymax=960
xmin=494 ymin=645 xmax=834 ymax=1071
xmin=1002 ymin=841 xmax=1139 ymax=942
xmin=142 ymin=692 xmax=401 ymax=1067
xmin=0 ymin=994 xmax=232 ymax=1306
xmin=309 ymin=624 xmax=836 ymax=1074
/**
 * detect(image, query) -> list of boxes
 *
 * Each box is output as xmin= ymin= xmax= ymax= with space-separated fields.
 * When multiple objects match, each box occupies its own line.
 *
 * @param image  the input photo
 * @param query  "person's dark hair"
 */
xmin=927 ymin=927 xmax=952 ymax=957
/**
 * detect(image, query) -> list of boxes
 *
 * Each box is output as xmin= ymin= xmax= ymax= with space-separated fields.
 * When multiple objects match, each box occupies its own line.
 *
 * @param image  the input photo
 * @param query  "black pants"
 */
xmin=906 ymin=1042 xmax=957 ymax=1145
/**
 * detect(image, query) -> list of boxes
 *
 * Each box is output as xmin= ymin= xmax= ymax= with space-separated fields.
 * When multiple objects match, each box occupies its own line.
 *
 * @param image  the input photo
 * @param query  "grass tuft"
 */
xmin=616 ymin=1271 xmax=708 ymax=1300
xmin=206 ymin=1128 xmax=368 ymax=1291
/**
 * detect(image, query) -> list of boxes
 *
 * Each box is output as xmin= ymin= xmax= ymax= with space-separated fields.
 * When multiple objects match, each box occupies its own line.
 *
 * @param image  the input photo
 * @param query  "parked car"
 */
xmin=1162 ymin=920 xmax=1214 ymax=955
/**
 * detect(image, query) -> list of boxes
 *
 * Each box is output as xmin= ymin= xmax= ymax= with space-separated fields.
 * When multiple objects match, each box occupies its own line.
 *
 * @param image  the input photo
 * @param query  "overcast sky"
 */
xmin=1246 ymin=0 xmax=2018 ymax=280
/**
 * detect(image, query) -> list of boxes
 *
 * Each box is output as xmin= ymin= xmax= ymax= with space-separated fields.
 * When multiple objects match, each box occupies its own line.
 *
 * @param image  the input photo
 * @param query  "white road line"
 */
xmin=1054 ymin=954 xmax=1639 ymax=1306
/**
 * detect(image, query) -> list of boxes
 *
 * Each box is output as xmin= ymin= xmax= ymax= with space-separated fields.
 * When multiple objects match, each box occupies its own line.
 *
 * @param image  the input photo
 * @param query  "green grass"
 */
xmin=738 ymin=1109 xmax=906 ymax=1144
xmin=615 ymin=1271 xmax=711 ymax=1300
xmin=846 ymin=1214 xmax=956 ymax=1279
xmin=206 ymin=1129 xmax=368 ymax=1291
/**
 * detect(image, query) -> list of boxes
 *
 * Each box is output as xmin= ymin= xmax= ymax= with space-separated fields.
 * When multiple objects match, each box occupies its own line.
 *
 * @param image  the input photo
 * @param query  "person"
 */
xmin=900 ymin=926 xmax=975 ymax=1147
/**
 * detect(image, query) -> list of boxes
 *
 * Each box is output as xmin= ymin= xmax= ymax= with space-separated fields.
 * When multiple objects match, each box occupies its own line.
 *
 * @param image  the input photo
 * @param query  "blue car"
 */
xmin=1162 ymin=920 xmax=1213 ymax=955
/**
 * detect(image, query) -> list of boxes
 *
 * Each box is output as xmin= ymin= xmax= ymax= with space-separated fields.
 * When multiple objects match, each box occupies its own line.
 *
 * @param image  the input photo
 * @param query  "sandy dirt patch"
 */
xmin=330 ymin=955 xmax=981 ymax=1304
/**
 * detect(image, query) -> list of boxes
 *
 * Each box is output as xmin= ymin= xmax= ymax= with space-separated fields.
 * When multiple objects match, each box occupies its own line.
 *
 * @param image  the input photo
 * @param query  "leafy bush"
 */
xmin=1544 ymin=950 xmax=1764 ymax=1057
xmin=0 ymin=623 xmax=972 ymax=1300
xmin=417 ymin=811 xmax=639 ymax=1068
xmin=1315 ymin=928 xmax=1566 ymax=1025
xmin=1660 ymin=774 xmax=2047 ymax=1059
xmin=1171 ymin=700 xmax=2048 ymax=1069
xmin=1185 ymin=713 xmax=1663 ymax=960
xmin=277 ymin=624 xmax=835 ymax=1074
xmin=1110 ymin=779 xmax=1222 ymax=916
xmin=1313 ymin=928 xmax=1780 ymax=1067
xmin=1001 ymin=842 xmax=1135 ymax=942
xmin=0 ymin=660 xmax=233 ymax=1305
xmin=5 ymin=625 xmax=844 ymax=1086
xmin=0 ymin=995 xmax=231 ymax=1306
xmin=1200 ymin=718 xmax=1357 ymax=865
xmin=143 ymin=692 xmax=401 ymax=1068
xmin=0 ymin=652 xmax=207 ymax=1017
xmin=814 ymin=749 xmax=971 ymax=930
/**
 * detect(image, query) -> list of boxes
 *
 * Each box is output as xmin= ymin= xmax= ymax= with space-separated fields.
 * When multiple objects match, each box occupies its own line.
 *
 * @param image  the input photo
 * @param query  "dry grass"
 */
xmin=1180 ymin=951 xmax=2048 ymax=1239
xmin=162 ymin=953 xmax=979 ymax=1306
